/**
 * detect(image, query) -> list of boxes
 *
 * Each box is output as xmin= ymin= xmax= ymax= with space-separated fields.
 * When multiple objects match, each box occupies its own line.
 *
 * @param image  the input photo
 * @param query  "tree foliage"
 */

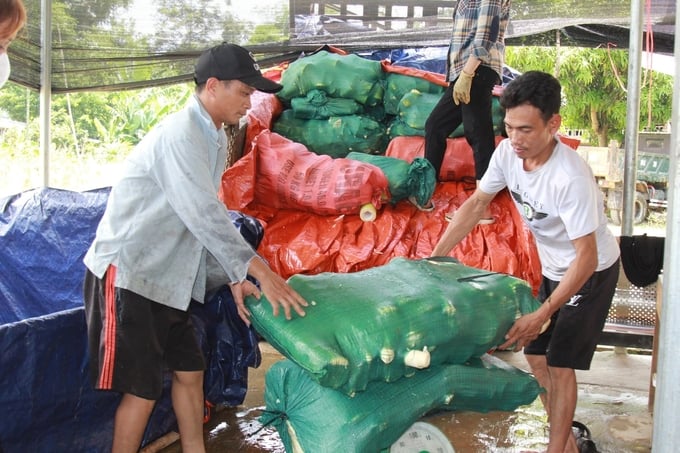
xmin=247 ymin=3 xmax=290 ymax=45
xmin=23 ymin=0 xmax=134 ymax=28
xmin=153 ymin=0 xmax=250 ymax=50
xmin=0 ymin=0 xmax=248 ymax=158
xmin=505 ymin=45 xmax=673 ymax=146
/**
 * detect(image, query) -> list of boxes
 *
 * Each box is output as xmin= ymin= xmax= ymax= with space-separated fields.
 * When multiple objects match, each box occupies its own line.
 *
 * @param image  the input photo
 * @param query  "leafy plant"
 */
xmin=505 ymin=46 xmax=673 ymax=145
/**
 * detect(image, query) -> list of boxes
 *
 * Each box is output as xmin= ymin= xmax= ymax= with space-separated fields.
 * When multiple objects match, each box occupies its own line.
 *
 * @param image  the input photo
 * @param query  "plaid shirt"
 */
xmin=447 ymin=0 xmax=511 ymax=82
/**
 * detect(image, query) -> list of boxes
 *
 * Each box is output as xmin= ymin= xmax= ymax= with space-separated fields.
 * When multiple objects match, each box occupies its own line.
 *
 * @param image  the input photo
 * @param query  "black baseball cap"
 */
xmin=194 ymin=42 xmax=282 ymax=93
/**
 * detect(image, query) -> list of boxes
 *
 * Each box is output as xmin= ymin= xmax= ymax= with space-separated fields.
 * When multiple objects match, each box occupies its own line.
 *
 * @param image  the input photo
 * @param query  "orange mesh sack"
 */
xmin=244 ymin=131 xmax=389 ymax=216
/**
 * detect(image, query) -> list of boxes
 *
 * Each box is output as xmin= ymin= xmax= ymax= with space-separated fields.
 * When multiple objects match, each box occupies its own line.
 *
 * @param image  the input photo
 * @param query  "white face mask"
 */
xmin=0 ymin=53 xmax=11 ymax=88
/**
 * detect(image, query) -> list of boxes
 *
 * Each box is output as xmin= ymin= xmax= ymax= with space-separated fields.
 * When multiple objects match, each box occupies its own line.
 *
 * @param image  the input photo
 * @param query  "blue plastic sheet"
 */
xmin=0 ymin=187 xmax=109 ymax=324
xmin=361 ymin=47 xmax=521 ymax=85
xmin=0 ymin=187 xmax=262 ymax=452
xmin=192 ymin=287 xmax=262 ymax=407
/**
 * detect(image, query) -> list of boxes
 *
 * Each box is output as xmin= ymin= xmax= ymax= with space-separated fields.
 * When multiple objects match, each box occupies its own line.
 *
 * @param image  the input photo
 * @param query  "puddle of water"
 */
xmin=161 ymin=398 xmax=552 ymax=452
xmin=421 ymin=400 xmax=549 ymax=452
xmin=203 ymin=406 xmax=285 ymax=453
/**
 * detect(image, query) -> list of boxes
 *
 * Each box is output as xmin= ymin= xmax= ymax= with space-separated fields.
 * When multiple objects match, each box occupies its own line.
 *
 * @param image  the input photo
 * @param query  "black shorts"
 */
xmin=524 ymin=259 xmax=620 ymax=370
xmin=83 ymin=266 xmax=205 ymax=400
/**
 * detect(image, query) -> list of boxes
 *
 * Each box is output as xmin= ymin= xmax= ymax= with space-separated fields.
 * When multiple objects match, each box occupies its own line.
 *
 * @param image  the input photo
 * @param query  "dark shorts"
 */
xmin=524 ymin=259 xmax=620 ymax=370
xmin=83 ymin=266 xmax=205 ymax=400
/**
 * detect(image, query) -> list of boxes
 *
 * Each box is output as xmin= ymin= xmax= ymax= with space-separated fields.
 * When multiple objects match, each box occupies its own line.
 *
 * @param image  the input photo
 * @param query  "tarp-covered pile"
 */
xmin=220 ymin=49 xmax=552 ymax=452
xmin=223 ymin=50 xmax=544 ymax=291
xmin=0 ymin=187 xmax=264 ymax=452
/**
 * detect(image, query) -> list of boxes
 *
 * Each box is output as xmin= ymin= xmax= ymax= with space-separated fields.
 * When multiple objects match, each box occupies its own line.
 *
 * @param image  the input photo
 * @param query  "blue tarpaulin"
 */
xmin=0 ymin=187 xmax=262 ymax=452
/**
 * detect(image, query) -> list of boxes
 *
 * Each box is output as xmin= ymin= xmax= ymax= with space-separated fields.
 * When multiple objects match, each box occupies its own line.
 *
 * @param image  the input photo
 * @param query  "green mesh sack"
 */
xmin=386 ymin=118 xmax=425 ymax=138
xmin=290 ymin=89 xmax=364 ymax=119
xmin=346 ymin=152 xmax=436 ymax=205
xmin=273 ymin=109 xmax=387 ymax=157
xmin=363 ymin=103 xmax=387 ymax=122
xmin=261 ymin=355 xmax=541 ymax=453
xmin=246 ymin=257 xmax=541 ymax=395
xmin=384 ymin=72 xmax=445 ymax=115
xmin=278 ymin=51 xmax=385 ymax=107
xmin=392 ymin=91 xmax=506 ymax=138
xmin=397 ymin=89 xmax=442 ymax=130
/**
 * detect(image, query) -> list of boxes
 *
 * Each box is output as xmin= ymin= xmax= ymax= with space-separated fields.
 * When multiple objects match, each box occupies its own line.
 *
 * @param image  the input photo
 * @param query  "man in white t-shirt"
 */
xmin=432 ymin=71 xmax=620 ymax=453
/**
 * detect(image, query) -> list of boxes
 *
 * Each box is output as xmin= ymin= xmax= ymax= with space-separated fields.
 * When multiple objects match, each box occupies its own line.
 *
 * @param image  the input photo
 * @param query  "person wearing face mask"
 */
xmin=0 ymin=0 xmax=27 ymax=88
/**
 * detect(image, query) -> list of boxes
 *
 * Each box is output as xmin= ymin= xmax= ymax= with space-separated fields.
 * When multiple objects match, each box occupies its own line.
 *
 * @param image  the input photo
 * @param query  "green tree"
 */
xmin=0 ymin=0 xmax=188 ymax=155
xmin=247 ymin=3 xmax=290 ymax=44
xmin=153 ymin=0 xmax=250 ymax=50
xmin=23 ymin=0 xmax=133 ymax=27
xmin=506 ymin=46 xmax=674 ymax=146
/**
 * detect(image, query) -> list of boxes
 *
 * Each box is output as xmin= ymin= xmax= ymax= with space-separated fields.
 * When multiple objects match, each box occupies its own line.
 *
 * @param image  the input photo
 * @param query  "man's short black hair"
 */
xmin=500 ymin=71 xmax=562 ymax=122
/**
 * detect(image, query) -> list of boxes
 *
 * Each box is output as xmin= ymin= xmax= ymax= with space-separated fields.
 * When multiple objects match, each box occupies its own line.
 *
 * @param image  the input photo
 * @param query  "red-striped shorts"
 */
xmin=83 ymin=266 xmax=205 ymax=400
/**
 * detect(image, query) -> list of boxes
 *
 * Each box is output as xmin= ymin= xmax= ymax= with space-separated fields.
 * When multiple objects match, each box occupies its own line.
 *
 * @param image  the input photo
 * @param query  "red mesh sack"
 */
xmin=222 ymin=131 xmax=389 ymax=217
xmin=386 ymin=135 xmax=578 ymax=181
xmin=385 ymin=136 xmax=504 ymax=181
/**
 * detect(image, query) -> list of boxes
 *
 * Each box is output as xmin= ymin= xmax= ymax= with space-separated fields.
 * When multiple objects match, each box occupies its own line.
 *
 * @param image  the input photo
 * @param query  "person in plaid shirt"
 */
xmin=420 ymin=0 xmax=511 ymax=223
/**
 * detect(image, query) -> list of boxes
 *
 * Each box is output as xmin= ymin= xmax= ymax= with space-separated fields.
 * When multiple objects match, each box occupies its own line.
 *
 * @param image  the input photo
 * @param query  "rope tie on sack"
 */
xmin=249 ymin=410 xmax=288 ymax=437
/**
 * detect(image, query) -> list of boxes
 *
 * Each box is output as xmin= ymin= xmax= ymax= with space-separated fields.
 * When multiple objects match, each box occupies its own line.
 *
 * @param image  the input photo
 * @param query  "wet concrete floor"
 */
xmin=155 ymin=342 xmax=653 ymax=453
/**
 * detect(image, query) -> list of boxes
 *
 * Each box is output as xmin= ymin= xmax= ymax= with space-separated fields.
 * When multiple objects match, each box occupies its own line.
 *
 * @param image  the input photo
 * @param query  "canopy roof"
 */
xmin=8 ymin=0 xmax=676 ymax=93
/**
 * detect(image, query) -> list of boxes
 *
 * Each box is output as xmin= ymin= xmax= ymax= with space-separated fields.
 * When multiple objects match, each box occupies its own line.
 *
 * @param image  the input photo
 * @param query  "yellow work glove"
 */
xmin=452 ymin=70 xmax=474 ymax=105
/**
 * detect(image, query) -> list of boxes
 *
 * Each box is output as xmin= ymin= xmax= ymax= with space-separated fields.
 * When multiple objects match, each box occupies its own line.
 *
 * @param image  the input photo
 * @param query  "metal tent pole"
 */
xmin=39 ymin=0 xmax=52 ymax=187
xmin=621 ymin=0 xmax=644 ymax=237
xmin=652 ymin=0 xmax=680 ymax=449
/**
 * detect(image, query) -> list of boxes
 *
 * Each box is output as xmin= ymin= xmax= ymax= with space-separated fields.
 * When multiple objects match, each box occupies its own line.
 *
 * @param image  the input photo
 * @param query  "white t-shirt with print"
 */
xmin=480 ymin=137 xmax=620 ymax=280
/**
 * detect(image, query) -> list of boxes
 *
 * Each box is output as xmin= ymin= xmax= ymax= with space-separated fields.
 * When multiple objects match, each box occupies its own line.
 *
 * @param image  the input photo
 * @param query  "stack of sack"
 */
xmin=275 ymin=50 xmax=388 ymax=157
xmin=247 ymin=257 xmax=543 ymax=452
xmin=271 ymin=50 xmax=580 ymax=185
xmin=274 ymin=49 xmax=507 ymax=155
xmin=270 ymin=50 xmax=443 ymax=212
xmin=270 ymin=49 xmax=510 ymax=206
xmin=221 ymin=49 xmax=546 ymax=287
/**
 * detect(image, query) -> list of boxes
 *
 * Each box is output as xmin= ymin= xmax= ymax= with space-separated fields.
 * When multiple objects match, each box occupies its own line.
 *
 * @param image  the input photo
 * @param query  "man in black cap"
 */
xmin=82 ymin=43 xmax=307 ymax=453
